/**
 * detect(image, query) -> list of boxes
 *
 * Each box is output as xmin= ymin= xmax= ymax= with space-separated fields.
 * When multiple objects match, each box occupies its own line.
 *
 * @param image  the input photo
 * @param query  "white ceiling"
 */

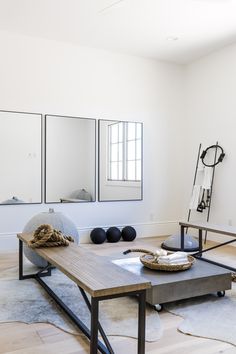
xmin=0 ymin=0 xmax=236 ymax=63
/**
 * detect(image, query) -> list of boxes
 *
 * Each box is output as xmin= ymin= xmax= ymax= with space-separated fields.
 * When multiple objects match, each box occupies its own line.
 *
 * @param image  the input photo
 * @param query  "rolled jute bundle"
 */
xmin=28 ymin=224 xmax=74 ymax=248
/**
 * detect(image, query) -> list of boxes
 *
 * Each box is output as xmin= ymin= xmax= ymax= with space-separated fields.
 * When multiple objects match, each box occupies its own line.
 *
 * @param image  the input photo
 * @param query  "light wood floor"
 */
xmin=0 ymin=237 xmax=236 ymax=354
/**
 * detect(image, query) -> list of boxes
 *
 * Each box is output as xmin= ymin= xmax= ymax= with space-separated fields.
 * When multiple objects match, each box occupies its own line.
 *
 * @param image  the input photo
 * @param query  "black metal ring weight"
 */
xmin=200 ymin=144 xmax=225 ymax=167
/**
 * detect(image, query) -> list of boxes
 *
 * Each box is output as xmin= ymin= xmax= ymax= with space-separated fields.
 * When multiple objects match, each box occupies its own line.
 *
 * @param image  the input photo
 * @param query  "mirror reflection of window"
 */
xmin=108 ymin=122 xmax=142 ymax=182
xmin=108 ymin=122 xmax=124 ymax=181
xmin=98 ymin=119 xmax=143 ymax=201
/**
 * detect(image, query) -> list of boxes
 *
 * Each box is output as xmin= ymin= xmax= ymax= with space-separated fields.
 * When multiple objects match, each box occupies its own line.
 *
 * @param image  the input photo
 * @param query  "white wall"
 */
xmin=0 ymin=30 xmax=185 ymax=249
xmin=184 ymin=43 xmax=236 ymax=241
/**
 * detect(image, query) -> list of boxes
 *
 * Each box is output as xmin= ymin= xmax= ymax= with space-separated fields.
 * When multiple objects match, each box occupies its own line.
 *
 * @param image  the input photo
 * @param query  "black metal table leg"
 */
xmin=19 ymin=239 xmax=24 ymax=280
xmin=198 ymin=229 xmax=203 ymax=257
xmin=138 ymin=290 xmax=146 ymax=354
xmin=81 ymin=289 xmax=147 ymax=354
xmin=90 ymin=297 xmax=99 ymax=354
xmin=19 ymin=239 xmax=52 ymax=280
xmin=79 ymin=287 xmax=114 ymax=354
xmin=180 ymin=225 xmax=185 ymax=251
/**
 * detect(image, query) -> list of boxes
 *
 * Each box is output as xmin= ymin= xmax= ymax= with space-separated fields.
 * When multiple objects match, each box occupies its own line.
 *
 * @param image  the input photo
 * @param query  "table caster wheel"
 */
xmin=154 ymin=304 xmax=163 ymax=312
xmin=217 ymin=291 xmax=225 ymax=297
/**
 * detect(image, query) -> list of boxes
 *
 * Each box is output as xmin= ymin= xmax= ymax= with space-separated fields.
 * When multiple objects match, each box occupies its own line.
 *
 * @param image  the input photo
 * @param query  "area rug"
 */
xmin=165 ymin=282 xmax=236 ymax=347
xmin=0 ymin=262 xmax=162 ymax=342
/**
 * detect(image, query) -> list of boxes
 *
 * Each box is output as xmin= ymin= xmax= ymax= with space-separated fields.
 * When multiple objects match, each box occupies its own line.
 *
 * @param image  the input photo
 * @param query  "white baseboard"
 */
xmin=0 ymin=233 xmax=19 ymax=251
xmin=2 ymin=224 xmax=234 ymax=252
xmin=78 ymin=220 xmax=179 ymax=243
xmin=0 ymin=221 xmax=179 ymax=251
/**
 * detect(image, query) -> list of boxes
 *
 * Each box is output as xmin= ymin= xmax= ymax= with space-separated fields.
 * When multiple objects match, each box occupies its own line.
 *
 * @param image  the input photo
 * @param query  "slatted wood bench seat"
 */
xmin=179 ymin=221 xmax=236 ymax=272
xmin=17 ymin=233 xmax=151 ymax=354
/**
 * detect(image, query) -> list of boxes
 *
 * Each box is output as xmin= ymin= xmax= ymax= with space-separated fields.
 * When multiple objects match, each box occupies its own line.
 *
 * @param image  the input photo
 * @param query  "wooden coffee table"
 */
xmin=113 ymin=256 xmax=232 ymax=310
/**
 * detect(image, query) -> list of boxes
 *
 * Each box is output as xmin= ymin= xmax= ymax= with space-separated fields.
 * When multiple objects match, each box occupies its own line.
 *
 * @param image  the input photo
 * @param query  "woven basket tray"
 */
xmin=124 ymin=248 xmax=195 ymax=272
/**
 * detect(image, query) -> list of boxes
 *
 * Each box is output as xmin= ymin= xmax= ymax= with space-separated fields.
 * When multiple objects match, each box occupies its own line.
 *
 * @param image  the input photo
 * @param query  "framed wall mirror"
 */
xmin=0 ymin=110 xmax=42 ymax=205
xmin=98 ymin=119 xmax=143 ymax=201
xmin=45 ymin=115 xmax=96 ymax=203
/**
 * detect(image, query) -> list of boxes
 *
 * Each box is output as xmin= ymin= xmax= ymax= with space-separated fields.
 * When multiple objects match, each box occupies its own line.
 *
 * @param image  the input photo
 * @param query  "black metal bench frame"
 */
xmin=19 ymin=239 xmax=147 ymax=354
xmin=180 ymin=224 xmax=236 ymax=272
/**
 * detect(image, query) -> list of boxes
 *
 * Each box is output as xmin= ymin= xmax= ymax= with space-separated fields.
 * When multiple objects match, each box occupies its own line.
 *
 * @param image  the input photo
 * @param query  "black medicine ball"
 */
xmin=106 ymin=227 xmax=121 ymax=243
xmin=121 ymin=226 xmax=136 ymax=241
xmin=90 ymin=228 xmax=106 ymax=244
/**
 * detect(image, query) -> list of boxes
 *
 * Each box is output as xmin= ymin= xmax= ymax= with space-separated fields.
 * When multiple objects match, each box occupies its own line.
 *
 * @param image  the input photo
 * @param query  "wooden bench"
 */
xmin=179 ymin=221 xmax=236 ymax=272
xmin=17 ymin=233 xmax=151 ymax=354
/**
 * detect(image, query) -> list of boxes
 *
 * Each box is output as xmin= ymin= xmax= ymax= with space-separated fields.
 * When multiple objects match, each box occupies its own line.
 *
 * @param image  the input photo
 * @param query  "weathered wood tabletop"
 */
xmin=18 ymin=233 xmax=151 ymax=298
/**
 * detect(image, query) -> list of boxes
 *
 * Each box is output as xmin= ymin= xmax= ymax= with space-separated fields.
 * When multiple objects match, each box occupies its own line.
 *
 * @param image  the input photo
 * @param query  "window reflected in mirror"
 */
xmin=108 ymin=121 xmax=142 ymax=182
xmin=0 ymin=110 xmax=42 ymax=205
xmin=99 ymin=120 xmax=143 ymax=201
xmin=45 ymin=115 xmax=96 ymax=203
